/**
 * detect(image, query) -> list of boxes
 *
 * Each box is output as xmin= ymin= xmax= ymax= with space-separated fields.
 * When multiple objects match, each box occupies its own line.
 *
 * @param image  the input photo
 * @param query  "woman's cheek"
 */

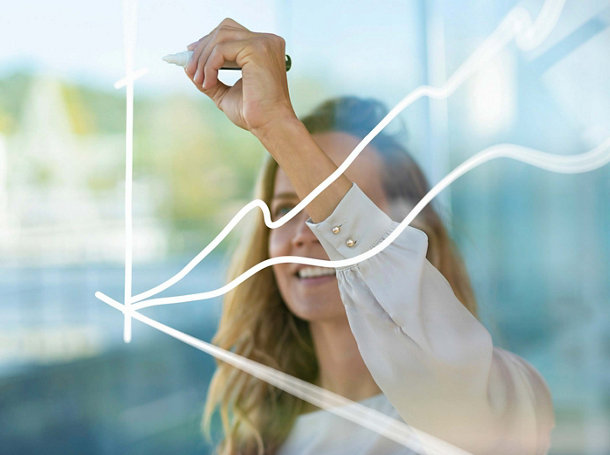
xmin=268 ymin=233 xmax=279 ymax=258
xmin=268 ymin=228 xmax=290 ymax=258
xmin=268 ymin=231 xmax=277 ymax=258
xmin=268 ymin=231 xmax=293 ymax=299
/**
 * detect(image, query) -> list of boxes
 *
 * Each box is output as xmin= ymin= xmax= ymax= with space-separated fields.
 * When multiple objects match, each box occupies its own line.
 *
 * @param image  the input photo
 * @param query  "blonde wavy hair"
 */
xmin=202 ymin=97 xmax=478 ymax=454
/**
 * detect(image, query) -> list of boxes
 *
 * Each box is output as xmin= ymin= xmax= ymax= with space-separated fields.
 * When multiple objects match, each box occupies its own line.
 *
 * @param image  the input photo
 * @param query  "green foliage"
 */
xmin=0 ymin=71 xmax=34 ymax=134
xmin=0 ymin=70 xmax=328 ymax=253
xmin=6 ymin=72 xmax=263 ymax=252
xmin=61 ymin=82 xmax=125 ymax=134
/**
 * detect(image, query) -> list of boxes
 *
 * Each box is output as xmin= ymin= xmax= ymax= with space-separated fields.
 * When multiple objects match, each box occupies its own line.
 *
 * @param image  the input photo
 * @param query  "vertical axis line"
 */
xmin=123 ymin=0 xmax=136 ymax=343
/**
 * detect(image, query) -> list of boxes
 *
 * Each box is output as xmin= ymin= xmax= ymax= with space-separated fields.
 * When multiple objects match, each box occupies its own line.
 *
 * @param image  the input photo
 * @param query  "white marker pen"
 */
xmin=162 ymin=50 xmax=292 ymax=71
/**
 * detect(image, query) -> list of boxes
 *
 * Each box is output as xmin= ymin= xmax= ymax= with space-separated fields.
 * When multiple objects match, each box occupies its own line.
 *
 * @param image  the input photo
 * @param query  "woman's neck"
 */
xmin=308 ymin=316 xmax=381 ymax=402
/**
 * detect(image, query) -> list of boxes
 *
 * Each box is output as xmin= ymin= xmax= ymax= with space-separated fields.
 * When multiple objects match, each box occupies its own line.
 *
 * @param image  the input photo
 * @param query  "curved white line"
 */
xmin=96 ymin=0 xmax=581 ymax=449
xmin=131 ymin=137 xmax=610 ymax=310
xmin=127 ymin=0 xmax=568 ymax=305
xmin=114 ymin=68 xmax=150 ymax=89
xmin=96 ymin=291 xmax=471 ymax=455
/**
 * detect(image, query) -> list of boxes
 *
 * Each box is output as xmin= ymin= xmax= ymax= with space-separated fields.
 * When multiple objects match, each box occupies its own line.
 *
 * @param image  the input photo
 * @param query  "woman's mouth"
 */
xmin=295 ymin=266 xmax=336 ymax=285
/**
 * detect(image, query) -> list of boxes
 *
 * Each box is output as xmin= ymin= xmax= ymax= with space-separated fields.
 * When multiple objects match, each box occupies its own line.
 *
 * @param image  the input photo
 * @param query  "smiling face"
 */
xmin=268 ymin=131 xmax=390 ymax=323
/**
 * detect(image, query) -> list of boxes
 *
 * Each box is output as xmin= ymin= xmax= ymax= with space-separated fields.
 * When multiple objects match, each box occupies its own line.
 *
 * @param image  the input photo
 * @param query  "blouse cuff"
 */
xmin=305 ymin=183 xmax=396 ymax=262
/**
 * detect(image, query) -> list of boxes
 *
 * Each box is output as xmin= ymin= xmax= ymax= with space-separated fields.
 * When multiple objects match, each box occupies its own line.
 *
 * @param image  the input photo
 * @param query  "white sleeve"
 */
xmin=305 ymin=183 xmax=555 ymax=455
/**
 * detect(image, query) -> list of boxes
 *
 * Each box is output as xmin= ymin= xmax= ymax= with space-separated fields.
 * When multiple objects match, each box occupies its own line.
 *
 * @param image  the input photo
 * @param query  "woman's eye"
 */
xmin=273 ymin=205 xmax=293 ymax=219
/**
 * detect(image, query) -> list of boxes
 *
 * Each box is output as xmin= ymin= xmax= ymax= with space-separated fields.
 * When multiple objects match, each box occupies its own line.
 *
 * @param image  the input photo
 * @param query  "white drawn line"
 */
xmin=119 ymin=0 xmax=138 ymax=343
xmin=95 ymin=291 xmax=471 ymax=455
xmin=129 ymin=138 xmax=610 ymax=310
xmin=127 ymin=0 xmax=568 ymax=305
xmin=95 ymin=0 xmax=578 ymax=449
xmin=114 ymin=68 xmax=149 ymax=89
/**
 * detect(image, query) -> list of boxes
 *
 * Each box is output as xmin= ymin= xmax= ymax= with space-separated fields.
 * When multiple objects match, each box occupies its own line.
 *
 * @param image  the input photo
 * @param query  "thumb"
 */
xmin=202 ymin=79 xmax=231 ymax=108
xmin=184 ymin=65 xmax=230 ymax=110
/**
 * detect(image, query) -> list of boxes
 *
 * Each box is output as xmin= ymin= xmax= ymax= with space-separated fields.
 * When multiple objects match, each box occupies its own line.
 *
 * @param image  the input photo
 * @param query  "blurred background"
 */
xmin=0 ymin=0 xmax=609 ymax=453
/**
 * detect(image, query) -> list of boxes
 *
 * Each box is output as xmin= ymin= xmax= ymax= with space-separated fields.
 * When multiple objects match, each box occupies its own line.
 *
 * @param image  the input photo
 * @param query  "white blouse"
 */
xmin=278 ymin=393 xmax=416 ymax=454
xmin=279 ymin=183 xmax=555 ymax=455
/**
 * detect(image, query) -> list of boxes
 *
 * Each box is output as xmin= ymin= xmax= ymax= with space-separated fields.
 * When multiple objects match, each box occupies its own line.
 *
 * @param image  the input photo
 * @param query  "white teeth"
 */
xmin=297 ymin=266 xmax=336 ymax=279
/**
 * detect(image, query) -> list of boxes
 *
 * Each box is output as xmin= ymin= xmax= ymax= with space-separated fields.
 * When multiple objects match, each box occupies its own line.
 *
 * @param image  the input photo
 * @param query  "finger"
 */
xmin=184 ymin=40 xmax=236 ymax=95
xmin=183 ymin=61 xmax=226 ymax=100
xmin=186 ymin=18 xmax=249 ymax=77
xmin=194 ymin=28 xmax=249 ymax=86
xmin=186 ymin=35 xmax=210 ymax=77
xmin=219 ymin=17 xmax=250 ymax=32
xmin=183 ymin=66 xmax=198 ymax=91
xmin=187 ymin=40 xmax=200 ymax=51
xmin=202 ymin=41 xmax=244 ymax=91
xmin=202 ymin=75 xmax=231 ymax=109
xmin=199 ymin=45 xmax=233 ymax=107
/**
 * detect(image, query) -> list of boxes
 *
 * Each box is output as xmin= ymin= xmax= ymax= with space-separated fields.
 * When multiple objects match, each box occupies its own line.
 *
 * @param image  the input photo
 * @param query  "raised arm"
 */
xmin=184 ymin=18 xmax=351 ymax=222
xmin=185 ymin=19 xmax=554 ymax=454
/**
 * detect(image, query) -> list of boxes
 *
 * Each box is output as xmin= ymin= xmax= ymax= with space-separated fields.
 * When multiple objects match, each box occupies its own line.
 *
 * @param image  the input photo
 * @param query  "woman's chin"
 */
xmin=286 ymin=293 xmax=346 ymax=322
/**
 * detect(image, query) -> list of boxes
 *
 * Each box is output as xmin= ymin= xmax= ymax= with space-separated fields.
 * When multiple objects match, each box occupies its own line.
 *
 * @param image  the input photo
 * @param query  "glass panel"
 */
xmin=1 ymin=0 xmax=608 ymax=453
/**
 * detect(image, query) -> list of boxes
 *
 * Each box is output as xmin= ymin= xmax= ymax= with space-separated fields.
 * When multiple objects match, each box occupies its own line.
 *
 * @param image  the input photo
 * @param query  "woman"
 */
xmin=184 ymin=19 xmax=555 ymax=455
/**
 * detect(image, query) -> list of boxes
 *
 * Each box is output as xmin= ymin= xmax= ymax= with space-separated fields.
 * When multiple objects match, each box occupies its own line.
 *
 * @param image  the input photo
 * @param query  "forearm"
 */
xmin=253 ymin=114 xmax=352 ymax=223
xmin=187 ymin=19 xmax=349 ymax=219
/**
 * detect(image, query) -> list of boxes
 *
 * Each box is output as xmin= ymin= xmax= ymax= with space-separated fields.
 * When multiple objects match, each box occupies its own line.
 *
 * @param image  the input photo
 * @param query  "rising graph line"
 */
xmin=97 ymin=136 xmax=610 ymax=310
xmin=96 ymin=0 xmax=603 ymax=452
xmin=125 ymin=0 xmax=569 ymax=306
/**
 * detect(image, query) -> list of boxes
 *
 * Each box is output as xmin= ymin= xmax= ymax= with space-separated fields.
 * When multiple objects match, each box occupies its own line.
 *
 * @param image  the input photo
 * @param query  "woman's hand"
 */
xmin=186 ymin=18 xmax=352 ymax=223
xmin=185 ymin=18 xmax=296 ymax=136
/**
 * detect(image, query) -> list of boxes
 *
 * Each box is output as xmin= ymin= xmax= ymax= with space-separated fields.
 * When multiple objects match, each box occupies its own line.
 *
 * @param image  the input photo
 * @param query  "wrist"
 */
xmin=251 ymin=105 xmax=301 ymax=148
xmin=250 ymin=109 xmax=353 ymax=223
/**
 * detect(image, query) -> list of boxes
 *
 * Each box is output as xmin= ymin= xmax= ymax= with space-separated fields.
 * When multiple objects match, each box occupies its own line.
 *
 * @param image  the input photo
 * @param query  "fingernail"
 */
xmin=194 ymin=69 xmax=200 ymax=82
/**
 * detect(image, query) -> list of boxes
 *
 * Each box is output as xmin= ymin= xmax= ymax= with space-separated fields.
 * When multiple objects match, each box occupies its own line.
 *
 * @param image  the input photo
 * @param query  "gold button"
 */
xmin=346 ymin=238 xmax=356 ymax=247
xmin=332 ymin=225 xmax=341 ymax=234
